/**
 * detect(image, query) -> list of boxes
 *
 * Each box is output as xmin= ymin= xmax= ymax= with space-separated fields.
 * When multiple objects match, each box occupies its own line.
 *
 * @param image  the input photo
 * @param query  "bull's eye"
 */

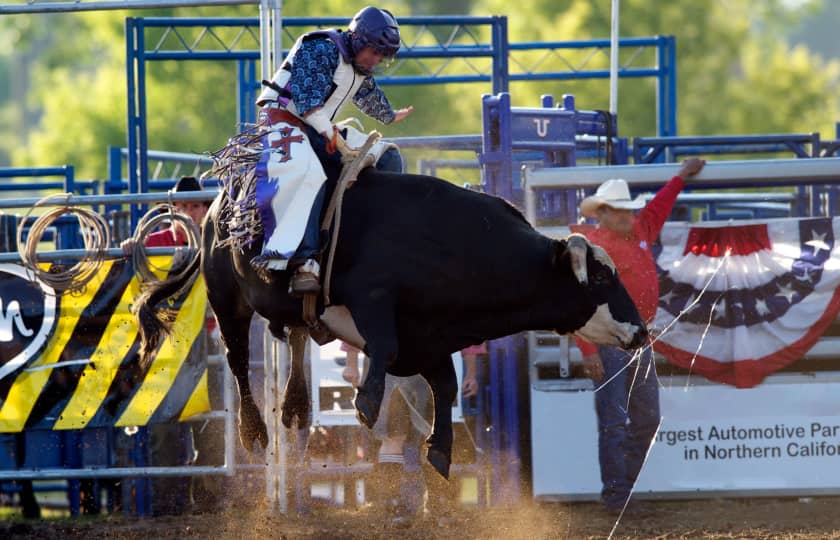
xmin=592 ymin=270 xmax=610 ymax=286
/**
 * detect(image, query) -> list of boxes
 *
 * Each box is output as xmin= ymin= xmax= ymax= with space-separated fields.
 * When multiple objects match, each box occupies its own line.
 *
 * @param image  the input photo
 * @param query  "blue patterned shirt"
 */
xmin=287 ymin=36 xmax=396 ymax=124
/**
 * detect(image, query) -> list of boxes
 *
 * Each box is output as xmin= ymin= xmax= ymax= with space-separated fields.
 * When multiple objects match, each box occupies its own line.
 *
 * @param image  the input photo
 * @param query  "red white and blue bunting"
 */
xmin=653 ymin=217 xmax=840 ymax=388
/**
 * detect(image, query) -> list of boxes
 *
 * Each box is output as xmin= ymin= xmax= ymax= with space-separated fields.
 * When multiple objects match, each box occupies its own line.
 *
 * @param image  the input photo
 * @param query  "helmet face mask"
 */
xmin=348 ymin=6 xmax=401 ymax=72
xmin=350 ymin=46 xmax=395 ymax=76
xmin=373 ymin=54 xmax=395 ymax=74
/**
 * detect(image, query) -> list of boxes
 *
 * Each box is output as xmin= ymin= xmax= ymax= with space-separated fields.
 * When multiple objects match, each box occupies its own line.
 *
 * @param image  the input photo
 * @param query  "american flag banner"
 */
xmin=653 ymin=217 xmax=840 ymax=388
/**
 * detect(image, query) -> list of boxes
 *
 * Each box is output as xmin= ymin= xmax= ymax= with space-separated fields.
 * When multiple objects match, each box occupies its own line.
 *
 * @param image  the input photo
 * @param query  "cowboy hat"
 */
xmin=173 ymin=176 xmax=202 ymax=192
xmin=579 ymin=178 xmax=645 ymax=218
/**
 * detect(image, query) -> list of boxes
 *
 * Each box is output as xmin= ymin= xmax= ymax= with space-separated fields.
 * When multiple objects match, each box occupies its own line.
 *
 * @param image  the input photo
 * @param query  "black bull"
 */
xmin=135 ymin=168 xmax=648 ymax=479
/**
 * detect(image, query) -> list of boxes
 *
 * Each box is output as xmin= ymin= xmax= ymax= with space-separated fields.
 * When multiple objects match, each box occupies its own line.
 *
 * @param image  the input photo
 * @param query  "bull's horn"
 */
xmin=568 ymin=234 xmax=589 ymax=285
xmin=590 ymin=243 xmax=617 ymax=272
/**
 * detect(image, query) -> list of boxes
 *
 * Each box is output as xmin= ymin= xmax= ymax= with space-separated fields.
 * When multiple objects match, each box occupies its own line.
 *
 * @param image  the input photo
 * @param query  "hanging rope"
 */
xmin=321 ymin=131 xmax=381 ymax=306
xmin=17 ymin=193 xmax=111 ymax=294
xmin=130 ymin=202 xmax=201 ymax=292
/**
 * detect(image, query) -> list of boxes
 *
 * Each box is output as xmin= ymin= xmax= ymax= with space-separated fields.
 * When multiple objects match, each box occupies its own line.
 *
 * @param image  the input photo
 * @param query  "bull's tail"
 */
xmin=134 ymin=253 xmax=201 ymax=371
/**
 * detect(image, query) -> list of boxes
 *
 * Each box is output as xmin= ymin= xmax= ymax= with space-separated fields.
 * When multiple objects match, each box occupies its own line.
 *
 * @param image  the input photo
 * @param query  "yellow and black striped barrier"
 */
xmin=0 ymin=256 xmax=210 ymax=432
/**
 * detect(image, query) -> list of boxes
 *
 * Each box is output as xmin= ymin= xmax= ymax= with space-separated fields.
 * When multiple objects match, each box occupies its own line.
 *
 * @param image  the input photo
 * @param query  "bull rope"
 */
xmin=18 ymin=193 xmax=110 ymax=294
xmin=319 ymin=132 xmax=380 ymax=307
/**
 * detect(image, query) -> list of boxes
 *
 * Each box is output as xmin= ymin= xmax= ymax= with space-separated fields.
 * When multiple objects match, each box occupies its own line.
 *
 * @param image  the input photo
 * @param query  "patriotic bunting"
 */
xmin=653 ymin=218 xmax=840 ymax=388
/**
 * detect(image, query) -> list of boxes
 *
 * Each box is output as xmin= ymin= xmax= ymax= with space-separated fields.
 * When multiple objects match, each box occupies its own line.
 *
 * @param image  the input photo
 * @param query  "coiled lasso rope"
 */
xmin=17 ymin=193 xmax=111 ymax=294
xmin=130 ymin=201 xmax=201 ymax=293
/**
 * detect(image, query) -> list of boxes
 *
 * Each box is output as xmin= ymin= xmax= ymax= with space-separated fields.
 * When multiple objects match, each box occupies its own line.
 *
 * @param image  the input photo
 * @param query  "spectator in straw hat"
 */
xmin=575 ymin=157 xmax=705 ymax=515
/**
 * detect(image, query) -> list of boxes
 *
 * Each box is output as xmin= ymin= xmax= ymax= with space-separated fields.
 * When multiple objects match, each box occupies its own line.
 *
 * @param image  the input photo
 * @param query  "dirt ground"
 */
xmin=3 ymin=495 xmax=840 ymax=540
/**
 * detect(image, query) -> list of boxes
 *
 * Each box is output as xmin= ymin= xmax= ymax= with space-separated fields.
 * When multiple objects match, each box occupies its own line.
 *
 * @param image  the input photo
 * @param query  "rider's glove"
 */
xmin=326 ymin=127 xmax=359 ymax=160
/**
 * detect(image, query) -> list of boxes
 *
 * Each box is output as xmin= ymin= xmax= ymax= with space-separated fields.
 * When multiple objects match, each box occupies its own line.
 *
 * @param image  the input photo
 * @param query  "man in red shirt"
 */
xmin=144 ymin=176 xmax=208 ymax=247
xmin=576 ymin=157 xmax=705 ymax=514
xmin=120 ymin=176 xmax=209 ymax=250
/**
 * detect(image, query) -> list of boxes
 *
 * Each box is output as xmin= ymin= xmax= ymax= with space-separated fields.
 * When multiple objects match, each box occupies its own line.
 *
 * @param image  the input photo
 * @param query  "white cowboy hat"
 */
xmin=579 ymin=178 xmax=645 ymax=218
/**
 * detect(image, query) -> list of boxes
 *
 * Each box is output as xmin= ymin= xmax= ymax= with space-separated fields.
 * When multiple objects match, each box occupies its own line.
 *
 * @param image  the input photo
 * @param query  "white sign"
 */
xmin=531 ymin=376 xmax=840 ymax=499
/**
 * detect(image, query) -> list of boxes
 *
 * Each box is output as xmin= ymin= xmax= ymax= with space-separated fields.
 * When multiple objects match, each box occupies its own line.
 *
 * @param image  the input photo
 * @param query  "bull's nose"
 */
xmin=626 ymin=325 xmax=649 ymax=350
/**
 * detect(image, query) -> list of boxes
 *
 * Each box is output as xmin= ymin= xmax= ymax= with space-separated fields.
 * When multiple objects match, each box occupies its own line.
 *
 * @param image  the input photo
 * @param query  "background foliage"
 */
xmin=0 ymin=0 xmax=837 ymax=179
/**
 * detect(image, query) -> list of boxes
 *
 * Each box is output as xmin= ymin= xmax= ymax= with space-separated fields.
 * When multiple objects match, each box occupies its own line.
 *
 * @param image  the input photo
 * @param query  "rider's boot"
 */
xmin=289 ymin=258 xmax=321 ymax=296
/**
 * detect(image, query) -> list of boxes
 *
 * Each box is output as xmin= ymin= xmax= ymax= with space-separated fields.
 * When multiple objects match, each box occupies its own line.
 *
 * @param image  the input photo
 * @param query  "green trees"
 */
xmin=1 ymin=7 xmax=254 ymax=178
xmin=473 ymin=0 xmax=839 ymax=139
xmin=0 ymin=1 xmax=838 ymax=180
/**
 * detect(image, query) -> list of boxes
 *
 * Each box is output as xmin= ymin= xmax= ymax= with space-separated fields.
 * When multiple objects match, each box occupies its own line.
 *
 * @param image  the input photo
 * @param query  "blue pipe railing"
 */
xmin=126 ymin=15 xmax=675 ymax=201
xmin=0 ymin=166 xmax=103 ymax=248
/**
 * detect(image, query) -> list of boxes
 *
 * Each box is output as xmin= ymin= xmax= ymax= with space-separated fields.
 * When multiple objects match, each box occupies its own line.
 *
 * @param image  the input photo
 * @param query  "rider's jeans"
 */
xmin=295 ymin=182 xmax=327 ymax=262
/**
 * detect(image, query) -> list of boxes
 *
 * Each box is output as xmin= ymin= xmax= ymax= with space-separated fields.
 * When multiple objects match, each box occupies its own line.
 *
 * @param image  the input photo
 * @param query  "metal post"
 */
xmin=560 ymin=94 xmax=579 ymax=223
xmin=137 ymin=20 xmax=149 ymax=199
xmin=64 ymin=431 xmax=82 ymax=517
xmin=0 ymin=0 xmax=257 ymax=14
xmin=125 ymin=16 xmax=152 ymax=228
xmin=106 ymin=146 xmax=123 ymax=213
xmin=609 ymin=0 xmax=619 ymax=116
xmin=657 ymin=35 xmax=677 ymax=138
xmin=62 ymin=165 xmax=75 ymax=194
xmin=487 ymin=341 xmax=503 ymax=505
xmin=474 ymin=358 xmax=487 ymax=507
xmin=501 ymin=335 xmax=521 ymax=503
xmin=259 ymin=0 xmax=272 ymax=82
xmin=264 ymin=327 xmax=289 ymax=514
xmin=263 ymin=327 xmax=276 ymax=510
xmin=277 ymin=339 xmax=289 ymax=515
xmin=491 ymin=16 xmax=509 ymax=95
xmin=497 ymin=92 xmax=513 ymax=202
xmin=222 ymin=355 xmax=236 ymax=478
xmin=480 ymin=94 xmax=497 ymax=195
xmin=270 ymin=0 xmax=283 ymax=73
xmin=125 ymin=17 xmax=139 ymax=229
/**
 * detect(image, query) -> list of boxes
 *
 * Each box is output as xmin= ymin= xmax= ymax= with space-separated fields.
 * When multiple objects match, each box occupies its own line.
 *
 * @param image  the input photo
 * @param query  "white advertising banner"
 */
xmin=531 ymin=376 xmax=840 ymax=499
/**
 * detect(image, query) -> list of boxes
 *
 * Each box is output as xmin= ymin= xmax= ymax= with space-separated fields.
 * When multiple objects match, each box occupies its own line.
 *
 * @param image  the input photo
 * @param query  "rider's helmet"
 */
xmin=347 ymin=6 xmax=401 ymax=59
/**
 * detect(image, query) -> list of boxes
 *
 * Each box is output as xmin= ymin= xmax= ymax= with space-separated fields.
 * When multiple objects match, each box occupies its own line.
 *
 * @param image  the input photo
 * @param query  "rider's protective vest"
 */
xmin=256 ymin=29 xmax=366 ymax=126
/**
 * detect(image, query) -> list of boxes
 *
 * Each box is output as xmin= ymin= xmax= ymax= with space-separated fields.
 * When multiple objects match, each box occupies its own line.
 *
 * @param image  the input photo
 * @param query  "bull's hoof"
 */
xmin=426 ymin=447 xmax=451 ymax=480
xmin=239 ymin=401 xmax=269 ymax=450
xmin=239 ymin=420 xmax=268 ymax=451
xmin=280 ymin=404 xmax=311 ymax=430
xmin=354 ymin=392 xmax=380 ymax=429
xmin=281 ymin=408 xmax=293 ymax=430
